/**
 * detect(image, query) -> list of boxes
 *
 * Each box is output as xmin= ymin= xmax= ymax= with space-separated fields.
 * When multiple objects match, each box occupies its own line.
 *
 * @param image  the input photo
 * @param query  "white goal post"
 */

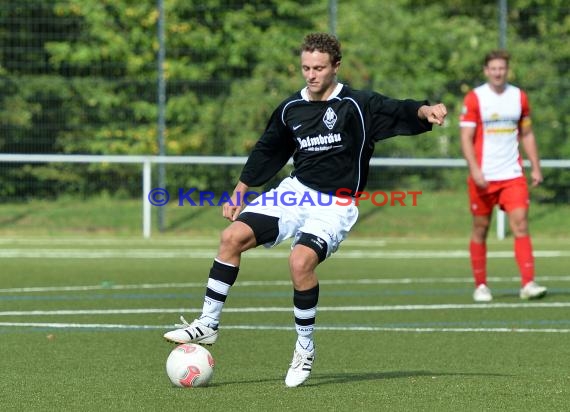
xmin=1 ymin=154 xmax=568 ymax=238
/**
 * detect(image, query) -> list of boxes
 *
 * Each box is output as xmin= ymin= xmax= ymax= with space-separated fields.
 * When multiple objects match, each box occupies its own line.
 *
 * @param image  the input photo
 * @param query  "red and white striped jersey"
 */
xmin=460 ymin=83 xmax=531 ymax=181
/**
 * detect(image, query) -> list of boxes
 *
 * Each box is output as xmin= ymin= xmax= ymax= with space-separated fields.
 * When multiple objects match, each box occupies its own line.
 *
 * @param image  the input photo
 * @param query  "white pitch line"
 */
xmin=0 ymin=249 xmax=569 ymax=259
xmin=2 ymin=275 xmax=570 ymax=294
xmin=0 ymin=322 xmax=163 ymax=329
xmin=0 ymin=239 xmax=384 ymax=248
xmin=0 ymin=282 xmax=207 ymax=293
xmin=2 ymin=302 xmax=570 ymax=317
xmin=0 ymin=322 xmax=568 ymax=334
xmin=226 ymin=325 xmax=570 ymax=334
xmin=0 ymin=238 xmax=220 ymax=246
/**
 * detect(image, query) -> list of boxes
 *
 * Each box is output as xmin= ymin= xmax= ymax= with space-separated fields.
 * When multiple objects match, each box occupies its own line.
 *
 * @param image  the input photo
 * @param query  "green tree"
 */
xmin=1 ymin=0 xmax=567 ymax=200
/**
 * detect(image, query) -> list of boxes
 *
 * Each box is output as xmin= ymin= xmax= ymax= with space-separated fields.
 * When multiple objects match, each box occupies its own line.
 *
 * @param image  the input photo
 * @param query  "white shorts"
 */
xmin=240 ymin=177 xmax=359 ymax=258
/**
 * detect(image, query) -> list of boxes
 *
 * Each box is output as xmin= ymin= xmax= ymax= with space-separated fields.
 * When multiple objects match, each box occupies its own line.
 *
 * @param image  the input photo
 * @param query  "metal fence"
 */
xmin=1 ymin=153 xmax=568 ymax=238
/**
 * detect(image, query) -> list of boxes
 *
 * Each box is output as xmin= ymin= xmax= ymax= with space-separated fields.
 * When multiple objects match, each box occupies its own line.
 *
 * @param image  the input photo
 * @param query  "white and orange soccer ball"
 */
xmin=166 ymin=343 xmax=215 ymax=388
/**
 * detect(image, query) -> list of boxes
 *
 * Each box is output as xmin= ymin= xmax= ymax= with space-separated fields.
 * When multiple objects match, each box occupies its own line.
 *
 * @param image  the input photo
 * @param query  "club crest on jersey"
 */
xmin=323 ymin=107 xmax=337 ymax=130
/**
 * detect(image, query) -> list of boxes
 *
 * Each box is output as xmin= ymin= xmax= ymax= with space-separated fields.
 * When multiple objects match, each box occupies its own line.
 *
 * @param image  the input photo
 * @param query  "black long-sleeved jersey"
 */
xmin=240 ymin=83 xmax=432 ymax=197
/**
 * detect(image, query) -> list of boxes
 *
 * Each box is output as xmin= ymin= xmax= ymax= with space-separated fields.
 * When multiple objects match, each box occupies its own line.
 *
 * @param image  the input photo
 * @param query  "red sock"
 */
xmin=470 ymin=240 xmax=487 ymax=286
xmin=515 ymin=236 xmax=534 ymax=286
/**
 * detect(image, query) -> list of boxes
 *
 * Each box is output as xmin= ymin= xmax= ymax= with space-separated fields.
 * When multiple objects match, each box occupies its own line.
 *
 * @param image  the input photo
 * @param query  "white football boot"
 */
xmin=520 ymin=281 xmax=547 ymax=300
xmin=285 ymin=347 xmax=315 ymax=387
xmin=473 ymin=284 xmax=493 ymax=302
xmin=163 ymin=316 xmax=218 ymax=345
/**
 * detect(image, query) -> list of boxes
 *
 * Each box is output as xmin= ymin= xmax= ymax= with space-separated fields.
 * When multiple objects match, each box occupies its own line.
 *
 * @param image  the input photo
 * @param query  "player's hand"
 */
xmin=222 ymin=181 xmax=249 ymax=221
xmin=530 ymin=168 xmax=543 ymax=187
xmin=471 ymin=169 xmax=488 ymax=189
xmin=419 ymin=103 xmax=447 ymax=126
xmin=222 ymin=195 xmax=245 ymax=221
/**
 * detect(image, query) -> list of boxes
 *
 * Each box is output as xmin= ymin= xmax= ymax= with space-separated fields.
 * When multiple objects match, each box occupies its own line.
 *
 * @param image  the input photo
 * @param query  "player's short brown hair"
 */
xmin=484 ymin=50 xmax=510 ymax=66
xmin=301 ymin=33 xmax=342 ymax=65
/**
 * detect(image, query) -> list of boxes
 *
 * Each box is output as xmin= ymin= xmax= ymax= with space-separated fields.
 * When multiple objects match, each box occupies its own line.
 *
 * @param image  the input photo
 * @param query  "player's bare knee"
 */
xmin=472 ymin=216 xmax=490 ymax=239
xmin=289 ymin=252 xmax=315 ymax=276
xmin=219 ymin=223 xmax=255 ymax=253
xmin=510 ymin=221 xmax=528 ymax=237
xmin=289 ymin=252 xmax=319 ymax=290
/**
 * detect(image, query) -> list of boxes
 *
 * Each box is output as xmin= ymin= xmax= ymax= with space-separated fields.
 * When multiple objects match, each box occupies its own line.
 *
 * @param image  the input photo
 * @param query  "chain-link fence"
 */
xmin=0 ymin=1 xmax=568 ymax=233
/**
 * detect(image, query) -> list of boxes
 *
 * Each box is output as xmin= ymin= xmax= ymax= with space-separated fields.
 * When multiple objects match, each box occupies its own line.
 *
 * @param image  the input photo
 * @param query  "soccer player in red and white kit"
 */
xmin=460 ymin=50 xmax=547 ymax=302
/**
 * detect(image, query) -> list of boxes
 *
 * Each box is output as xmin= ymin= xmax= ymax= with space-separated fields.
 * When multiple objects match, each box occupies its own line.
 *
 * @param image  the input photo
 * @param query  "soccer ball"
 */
xmin=166 ymin=343 xmax=215 ymax=388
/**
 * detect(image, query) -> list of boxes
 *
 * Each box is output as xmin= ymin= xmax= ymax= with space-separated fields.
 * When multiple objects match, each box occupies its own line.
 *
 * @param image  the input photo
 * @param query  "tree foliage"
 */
xmin=0 ymin=0 xmax=568 ymax=199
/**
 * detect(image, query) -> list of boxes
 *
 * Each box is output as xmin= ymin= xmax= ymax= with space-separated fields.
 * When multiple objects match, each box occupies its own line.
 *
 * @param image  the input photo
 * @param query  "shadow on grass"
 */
xmin=306 ymin=370 xmax=511 ymax=386
xmin=491 ymin=290 xmax=563 ymax=300
xmin=210 ymin=370 xmax=510 ymax=387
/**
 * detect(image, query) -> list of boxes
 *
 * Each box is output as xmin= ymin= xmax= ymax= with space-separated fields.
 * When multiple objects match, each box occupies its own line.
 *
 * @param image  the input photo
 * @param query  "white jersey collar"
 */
xmin=301 ymin=82 xmax=344 ymax=101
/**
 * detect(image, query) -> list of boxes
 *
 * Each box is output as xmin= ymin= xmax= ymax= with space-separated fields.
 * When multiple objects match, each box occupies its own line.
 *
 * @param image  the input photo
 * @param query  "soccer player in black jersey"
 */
xmin=164 ymin=32 xmax=447 ymax=387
